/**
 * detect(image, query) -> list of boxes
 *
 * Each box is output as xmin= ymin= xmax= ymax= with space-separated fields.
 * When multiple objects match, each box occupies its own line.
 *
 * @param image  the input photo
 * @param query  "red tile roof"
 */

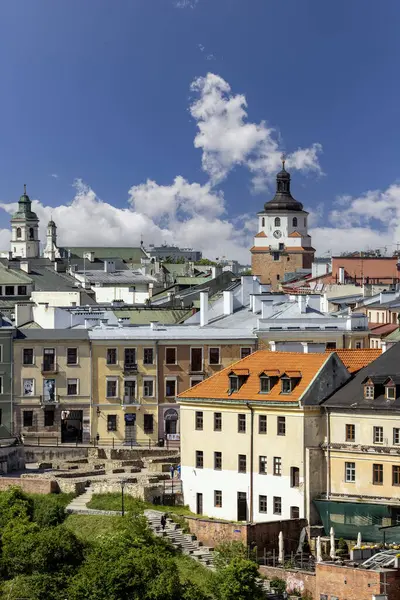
xmin=325 ymin=349 xmax=381 ymax=373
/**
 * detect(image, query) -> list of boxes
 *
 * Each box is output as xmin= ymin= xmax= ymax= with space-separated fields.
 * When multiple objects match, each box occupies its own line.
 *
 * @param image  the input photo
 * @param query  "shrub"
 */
xmin=33 ymin=495 xmax=68 ymax=527
xmin=214 ymin=541 xmax=256 ymax=570
xmin=269 ymin=576 xmax=286 ymax=593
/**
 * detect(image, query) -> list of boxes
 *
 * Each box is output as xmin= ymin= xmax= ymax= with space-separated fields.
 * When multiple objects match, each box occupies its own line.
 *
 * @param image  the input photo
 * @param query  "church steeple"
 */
xmin=10 ymin=185 xmax=40 ymax=259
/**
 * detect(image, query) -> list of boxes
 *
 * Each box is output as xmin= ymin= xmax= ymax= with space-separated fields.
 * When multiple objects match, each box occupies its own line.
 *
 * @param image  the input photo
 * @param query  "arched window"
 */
xmin=16 ymin=227 xmax=21 ymax=239
xmin=274 ymin=217 xmax=281 ymax=227
xmin=292 ymin=217 xmax=298 ymax=227
xmin=261 ymin=217 xmax=265 ymax=227
xmin=29 ymin=228 xmax=34 ymax=240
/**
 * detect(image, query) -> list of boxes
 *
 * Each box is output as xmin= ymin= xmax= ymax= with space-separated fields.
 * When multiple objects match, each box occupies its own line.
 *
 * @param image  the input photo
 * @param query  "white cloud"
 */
xmin=175 ymin=0 xmax=198 ymax=8
xmin=50 ymin=173 xmax=59 ymax=179
xmin=190 ymin=73 xmax=322 ymax=187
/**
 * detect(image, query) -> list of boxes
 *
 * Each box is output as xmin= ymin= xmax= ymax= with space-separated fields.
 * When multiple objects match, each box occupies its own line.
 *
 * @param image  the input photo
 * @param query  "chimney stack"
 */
xmin=223 ymin=291 xmax=233 ymax=316
xmin=200 ymin=291 xmax=208 ymax=327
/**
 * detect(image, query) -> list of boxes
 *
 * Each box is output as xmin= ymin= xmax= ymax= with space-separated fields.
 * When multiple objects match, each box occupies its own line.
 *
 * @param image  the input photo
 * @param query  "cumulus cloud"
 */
xmin=190 ymin=73 xmax=322 ymax=187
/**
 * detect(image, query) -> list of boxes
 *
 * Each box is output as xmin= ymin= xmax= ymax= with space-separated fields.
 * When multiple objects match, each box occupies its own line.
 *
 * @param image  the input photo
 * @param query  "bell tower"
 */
xmin=43 ymin=219 xmax=61 ymax=261
xmin=250 ymin=157 xmax=315 ymax=289
xmin=10 ymin=185 xmax=40 ymax=259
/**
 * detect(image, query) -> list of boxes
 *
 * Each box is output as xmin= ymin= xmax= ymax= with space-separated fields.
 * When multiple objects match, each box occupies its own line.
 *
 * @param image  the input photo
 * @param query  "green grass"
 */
xmin=64 ymin=513 xmax=125 ymax=543
xmin=87 ymin=493 xmax=200 ymax=517
xmin=175 ymin=554 xmax=217 ymax=597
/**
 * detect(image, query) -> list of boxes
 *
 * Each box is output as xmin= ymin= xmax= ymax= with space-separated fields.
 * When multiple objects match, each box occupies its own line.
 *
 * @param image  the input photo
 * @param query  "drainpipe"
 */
xmin=246 ymin=402 xmax=254 ymax=523
xmin=326 ymin=407 xmax=331 ymax=500
xmin=89 ymin=339 xmax=93 ymax=442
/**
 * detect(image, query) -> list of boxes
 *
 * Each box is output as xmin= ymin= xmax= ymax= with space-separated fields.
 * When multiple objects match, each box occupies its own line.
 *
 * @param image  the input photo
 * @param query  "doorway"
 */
xmin=190 ymin=348 xmax=203 ymax=372
xmin=237 ymin=492 xmax=247 ymax=521
xmin=124 ymin=413 xmax=136 ymax=444
xmin=61 ymin=410 xmax=83 ymax=443
xmin=196 ymin=493 xmax=203 ymax=515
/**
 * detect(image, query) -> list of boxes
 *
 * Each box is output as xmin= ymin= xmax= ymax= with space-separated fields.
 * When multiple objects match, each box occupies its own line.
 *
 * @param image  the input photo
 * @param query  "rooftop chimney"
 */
xmin=20 ymin=260 xmax=30 ymax=274
xmin=200 ymin=291 xmax=208 ymax=327
xmin=298 ymin=295 xmax=306 ymax=314
xmin=104 ymin=260 xmax=116 ymax=273
xmin=223 ymin=290 xmax=233 ymax=316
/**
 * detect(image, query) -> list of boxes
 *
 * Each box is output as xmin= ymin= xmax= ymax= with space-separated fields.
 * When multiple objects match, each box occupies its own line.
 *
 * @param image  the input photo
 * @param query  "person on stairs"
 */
xmin=160 ymin=514 xmax=167 ymax=530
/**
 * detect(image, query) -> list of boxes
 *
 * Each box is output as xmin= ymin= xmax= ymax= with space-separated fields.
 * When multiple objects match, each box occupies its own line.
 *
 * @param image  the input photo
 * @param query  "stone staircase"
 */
xmin=66 ymin=485 xmax=93 ymax=513
xmin=145 ymin=509 xmax=215 ymax=570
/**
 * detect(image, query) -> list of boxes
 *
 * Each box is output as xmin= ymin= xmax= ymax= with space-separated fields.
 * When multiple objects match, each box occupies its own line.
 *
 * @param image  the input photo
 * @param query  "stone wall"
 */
xmin=0 ymin=477 xmax=58 ymax=494
xmin=0 ymin=446 xmax=25 ymax=473
xmin=24 ymin=446 xmax=89 ymax=463
xmin=259 ymin=566 xmax=316 ymax=598
xmin=183 ymin=516 xmax=307 ymax=552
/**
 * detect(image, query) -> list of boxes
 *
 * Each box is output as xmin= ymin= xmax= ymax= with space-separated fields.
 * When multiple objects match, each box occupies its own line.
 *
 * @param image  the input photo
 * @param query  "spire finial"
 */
xmin=281 ymin=153 xmax=286 ymax=170
xmin=23 ymin=184 xmax=27 ymax=195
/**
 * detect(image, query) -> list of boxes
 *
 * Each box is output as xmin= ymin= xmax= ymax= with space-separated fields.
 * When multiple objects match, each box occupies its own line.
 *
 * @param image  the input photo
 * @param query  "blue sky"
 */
xmin=0 ymin=0 xmax=399 ymax=261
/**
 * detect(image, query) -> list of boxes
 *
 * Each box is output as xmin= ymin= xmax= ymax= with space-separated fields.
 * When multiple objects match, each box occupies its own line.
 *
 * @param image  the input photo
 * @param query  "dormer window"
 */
xmin=387 ymin=386 xmax=396 ymax=400
xmin=228 ymin=368 xmax=250 ymax=393
xmin=260 ymin=377 xmax=270 ymax=394
xmin=384 ymin=377 xmax=399 ymax=400
xmin=229 ymin=375 xmax=239 ymax=392
xmin=281 ymin=377 xmax=291 ymax=394
xmin=364 ymin=385 xmax=374 ymax=399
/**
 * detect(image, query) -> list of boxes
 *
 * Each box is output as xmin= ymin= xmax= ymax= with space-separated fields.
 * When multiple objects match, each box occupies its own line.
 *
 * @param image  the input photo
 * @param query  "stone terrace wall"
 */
xmin=25 ymin=447 xmax=89 ymax=463
xmin=0 ymin=477 xmax=58 ymax=494
xmin=0 ymin=446 xmax=25 ymax=473
xmin=183 ymin=517 xmax=307 ymax=553
xmin=259 ymin=566 xmax=316 ymax=598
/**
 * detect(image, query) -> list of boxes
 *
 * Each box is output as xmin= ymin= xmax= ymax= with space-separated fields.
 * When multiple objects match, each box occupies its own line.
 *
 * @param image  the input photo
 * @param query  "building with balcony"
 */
xmin=13 ymin=330 xmax=91 ymax=443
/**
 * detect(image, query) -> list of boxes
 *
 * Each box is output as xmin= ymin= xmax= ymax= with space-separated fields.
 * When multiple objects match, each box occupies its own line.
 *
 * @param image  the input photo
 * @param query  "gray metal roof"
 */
xmin=89 ymin=324 xmax=256 ymax=341
xmin=80 ymin=269 xmax=156 ymax=285
xmin=15 ymin=329 xmax=90 ymax=340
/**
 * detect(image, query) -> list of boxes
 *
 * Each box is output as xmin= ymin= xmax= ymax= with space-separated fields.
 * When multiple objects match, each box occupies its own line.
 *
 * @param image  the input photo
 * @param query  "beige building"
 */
xmin=318 ymin=343 xmax=400 ymax=542
xmin=13 ymin=330 xmax=91 ymax=443
xmin=178 ymin=350 xmax=350 ymax=523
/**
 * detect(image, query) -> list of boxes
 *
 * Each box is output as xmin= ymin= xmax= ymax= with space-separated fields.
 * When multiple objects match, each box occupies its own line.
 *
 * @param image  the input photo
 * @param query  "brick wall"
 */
xmin=316 ymin=563 xmax=400 ymax=600
xmin=259 ymin=566 xmax=316 ymax=598
xmin=0 ymin=477 xmax=58 ymax=494
xmin=183 ymin=517 xmax=307 ymax=552
xmin=251 ymin=250 xmax=309 ymax=289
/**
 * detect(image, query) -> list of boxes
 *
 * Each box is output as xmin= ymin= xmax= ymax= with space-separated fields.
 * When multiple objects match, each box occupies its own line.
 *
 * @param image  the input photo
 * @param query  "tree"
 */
xmin=195 ymin=258 xmax=218 ymax=266
xmin=0 ymin=487 xmax=34 ymax=528
xmin=2 ymin=573 xmax=68 ymax=600
xmin=214 ymin=541 xmax=256 ymax=570
xmin=216 ymin=558 xmax=264 ymax=600
xmin=33 ymin=495 xmax=68 ymax=527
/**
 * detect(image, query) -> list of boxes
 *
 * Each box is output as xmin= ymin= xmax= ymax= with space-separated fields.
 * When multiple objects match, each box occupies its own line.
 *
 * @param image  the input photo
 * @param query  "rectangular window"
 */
xmin=143 ymin=414 xmax=154 ymax=434
xmin=165 ymin=347 xmax=176 ymax=365
xmin=260 ymin=377 xmax=270 ymax=393
xmin=67 ymin=348 xmax=78 ymax=365
xmin=365 ymin=385 xmax=374 ymax=399
xmin=387 ymin=386 xmax=396 ymax=400
xmin=259 ymin=495 xmax=267 ymax=513
xmin=325 ymin=341 xmax=337 ymax=350
xmin=124 ymin=348 xmax=136 ymax=366
xmin=373 ymin=463 xmax=383 ymax=485
xmin=273 ymin=252 xmax=280 ymax=261
xmin=229 ymin=376 xmax=239 ymax=392
xmin=373 ymin=426 xmax=383 ymax=444
xmin=23 ymin=410 xmax=33 ymax=427
xmin=107 ymin=415 xmax=117 ymax=432
xmin=106 ymin=348 xmax=117 ymax=365
xmin=238 ymin=413 xmax=246 ymax=433
xmin=394 ymin=428 xmax=400 ymax=445
xmin=214 ymin=451 xmax=222 ymax=470
xmin=190 ymin=378 xmax=203 ymax=387
xmin=259 ymin=455 xmax=267 ymax=474
xmin=165 ymin=379 xmax=176 ymax=397
xmin=106 ymin=379 xmax=117 ymax=398
xmin=214 ymin=412 xmax=222 ymax=431
xmin=273 ymin=496 xmax=282 ymax=515
xmin=345 ymin=461 xmax=355 ymax=483
xmin=195 ymin=411 xmax=203 ymax=430
xmin=291 ymin=466 xmax=300 ymax=487
xmin=209 ymin=347 xmax=220 ymax=365
xmin=43 ymin=348 xmax=55 ymax=371
xmin=190 ymin=348 xmax=203 ymax=371
xmin=238 ymin=454 xmax=246 ymax=473
xmin=5 ymin=285 xmax=14 ymax=296
xmin=17 ymin=285 xmax=27 ymax=296
xmin=346 ymin=424 xmax=355 ymax=442
xmin=67 ymin=379 xmax=78 ymax=396
xmin=281 ymin=378 xmax=291 ymax=394
xmin=143 ymin=348 xmax=154 ymax=365
xmin=44 ymin=410 xmax=55 ymax=427
xmin=124 ymin=380 xmax=136 ymax=402
xmin=195 ymin=450 xmax=203 ymax=469
xmin=290 ymin=506 xmax=300 ymax=519
xmin=23 ymin=348 xmax=34 ymax=365
xmin=23 ymin=379 xmax=34 ymax=396
xmin=143 ymin=379 xmax=154 ymax=397
xmin=214 ymin=490 xmax=222 ymax=508
xmin=0 ymin=376 xmax=3 ymax=394
xmin=277 ymin=416 xmax=286 ymax=436
xmin=240 ymin=347 xmax=252 ymax=359
xmin=393 ymin=466 xmax=400 ymax=486
xmin=273 ymin=457 xmax=282 ymax=476
xmin=259 ymin=415 xmax=267 ymax=434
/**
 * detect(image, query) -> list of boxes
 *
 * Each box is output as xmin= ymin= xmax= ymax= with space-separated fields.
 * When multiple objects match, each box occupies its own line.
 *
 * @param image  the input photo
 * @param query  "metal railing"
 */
xmin=21 ymin=435 xmax=178 ymax=449
xmin=39 ymin=394 xmax=60 ymax=406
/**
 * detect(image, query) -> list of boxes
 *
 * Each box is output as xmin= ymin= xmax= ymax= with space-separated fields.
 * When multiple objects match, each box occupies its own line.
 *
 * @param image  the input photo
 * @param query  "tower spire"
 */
xmin=24 ymin=184 xmax=26 ymax=195
xmin=281 ymin=153 xmax=286 ymax=170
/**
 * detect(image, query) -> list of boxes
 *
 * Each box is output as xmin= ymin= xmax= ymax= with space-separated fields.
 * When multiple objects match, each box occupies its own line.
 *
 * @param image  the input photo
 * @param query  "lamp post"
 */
xmin=121 ymin=481 xmax=126 ymax=516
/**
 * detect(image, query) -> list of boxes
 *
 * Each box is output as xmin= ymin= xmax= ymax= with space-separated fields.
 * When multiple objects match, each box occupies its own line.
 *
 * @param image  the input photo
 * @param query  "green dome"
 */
xmin=11 ymin=186 xmax=38 ymax=221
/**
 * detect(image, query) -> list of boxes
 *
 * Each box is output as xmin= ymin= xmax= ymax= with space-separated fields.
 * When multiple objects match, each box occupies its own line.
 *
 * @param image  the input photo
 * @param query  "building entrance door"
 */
xmin=61 ymin=410 xmax=83 ymax=443
xmin=237 ymin=492 xmax=247 ymax=521
xmin=196 ymin=493 xmax=203 ymax=515
xmin=124 ymin=413 xmax=136 ymax=444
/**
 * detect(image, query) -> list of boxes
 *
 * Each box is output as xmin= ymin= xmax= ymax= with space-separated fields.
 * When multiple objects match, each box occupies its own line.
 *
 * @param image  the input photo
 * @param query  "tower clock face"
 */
xmin=273 ymin=230 xmax=282 ymax=239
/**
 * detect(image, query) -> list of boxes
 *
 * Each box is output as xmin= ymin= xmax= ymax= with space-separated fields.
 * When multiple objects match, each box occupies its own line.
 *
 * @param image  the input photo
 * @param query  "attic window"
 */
xmin=260 ymin=376 xmax=270 ymax=394
xmin=281 ymin=377 xmax=292 ymax=394
xmin=386 ymin=386 xmax=396 ymax=400
xmin=229 ymin=375 xmax=239 ymax=393
xmin=280 ymin=371 xmax=302 ymax=395
xmin=364 ymin=385 xmax=374 ymax=399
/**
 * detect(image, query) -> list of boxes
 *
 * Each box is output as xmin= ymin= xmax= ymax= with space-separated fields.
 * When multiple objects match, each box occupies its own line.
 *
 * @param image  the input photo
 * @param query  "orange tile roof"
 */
xmin=230 ymin=368 xmax=250 ymax=376
xmin=260 ymin=369 xmax=280 ymax=376
xmin=288 ymin=231 xmax=302 ymax=237
xmin=284 ymin=370 xmax=302 ymax=378
xmin=326 ymin=349 xmax=381 ymax=373
xmin=255 ymin=231 xmax=267 ymax=238
xmin=178 ymin=350 xmax=329 ymax=403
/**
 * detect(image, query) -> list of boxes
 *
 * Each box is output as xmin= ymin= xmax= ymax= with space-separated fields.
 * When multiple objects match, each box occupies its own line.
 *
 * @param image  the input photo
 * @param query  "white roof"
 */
xmin=89 ymin=324 xmax=256 ymax=341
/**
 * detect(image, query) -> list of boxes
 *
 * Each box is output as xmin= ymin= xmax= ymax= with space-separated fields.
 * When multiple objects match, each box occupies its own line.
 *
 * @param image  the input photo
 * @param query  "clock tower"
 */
xmin=250 ymin=157 xmax=315 ymax=289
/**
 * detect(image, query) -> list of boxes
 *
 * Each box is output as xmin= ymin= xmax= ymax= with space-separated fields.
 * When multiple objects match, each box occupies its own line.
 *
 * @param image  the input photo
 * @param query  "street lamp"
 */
xmin=121 ymin=481 xmax=126 ymax=516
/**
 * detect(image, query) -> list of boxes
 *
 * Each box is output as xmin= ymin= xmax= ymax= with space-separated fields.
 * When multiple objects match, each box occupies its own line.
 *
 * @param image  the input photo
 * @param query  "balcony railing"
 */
xmin=41 ymin=362 xmax=58 ymax=374
xmin=123 ymin=363 xmax=138 ymax=373
xmin=123 ymin=395 xmax=138 ymax=405
xmin=40 ymin=394 xmax=59 ymax=406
